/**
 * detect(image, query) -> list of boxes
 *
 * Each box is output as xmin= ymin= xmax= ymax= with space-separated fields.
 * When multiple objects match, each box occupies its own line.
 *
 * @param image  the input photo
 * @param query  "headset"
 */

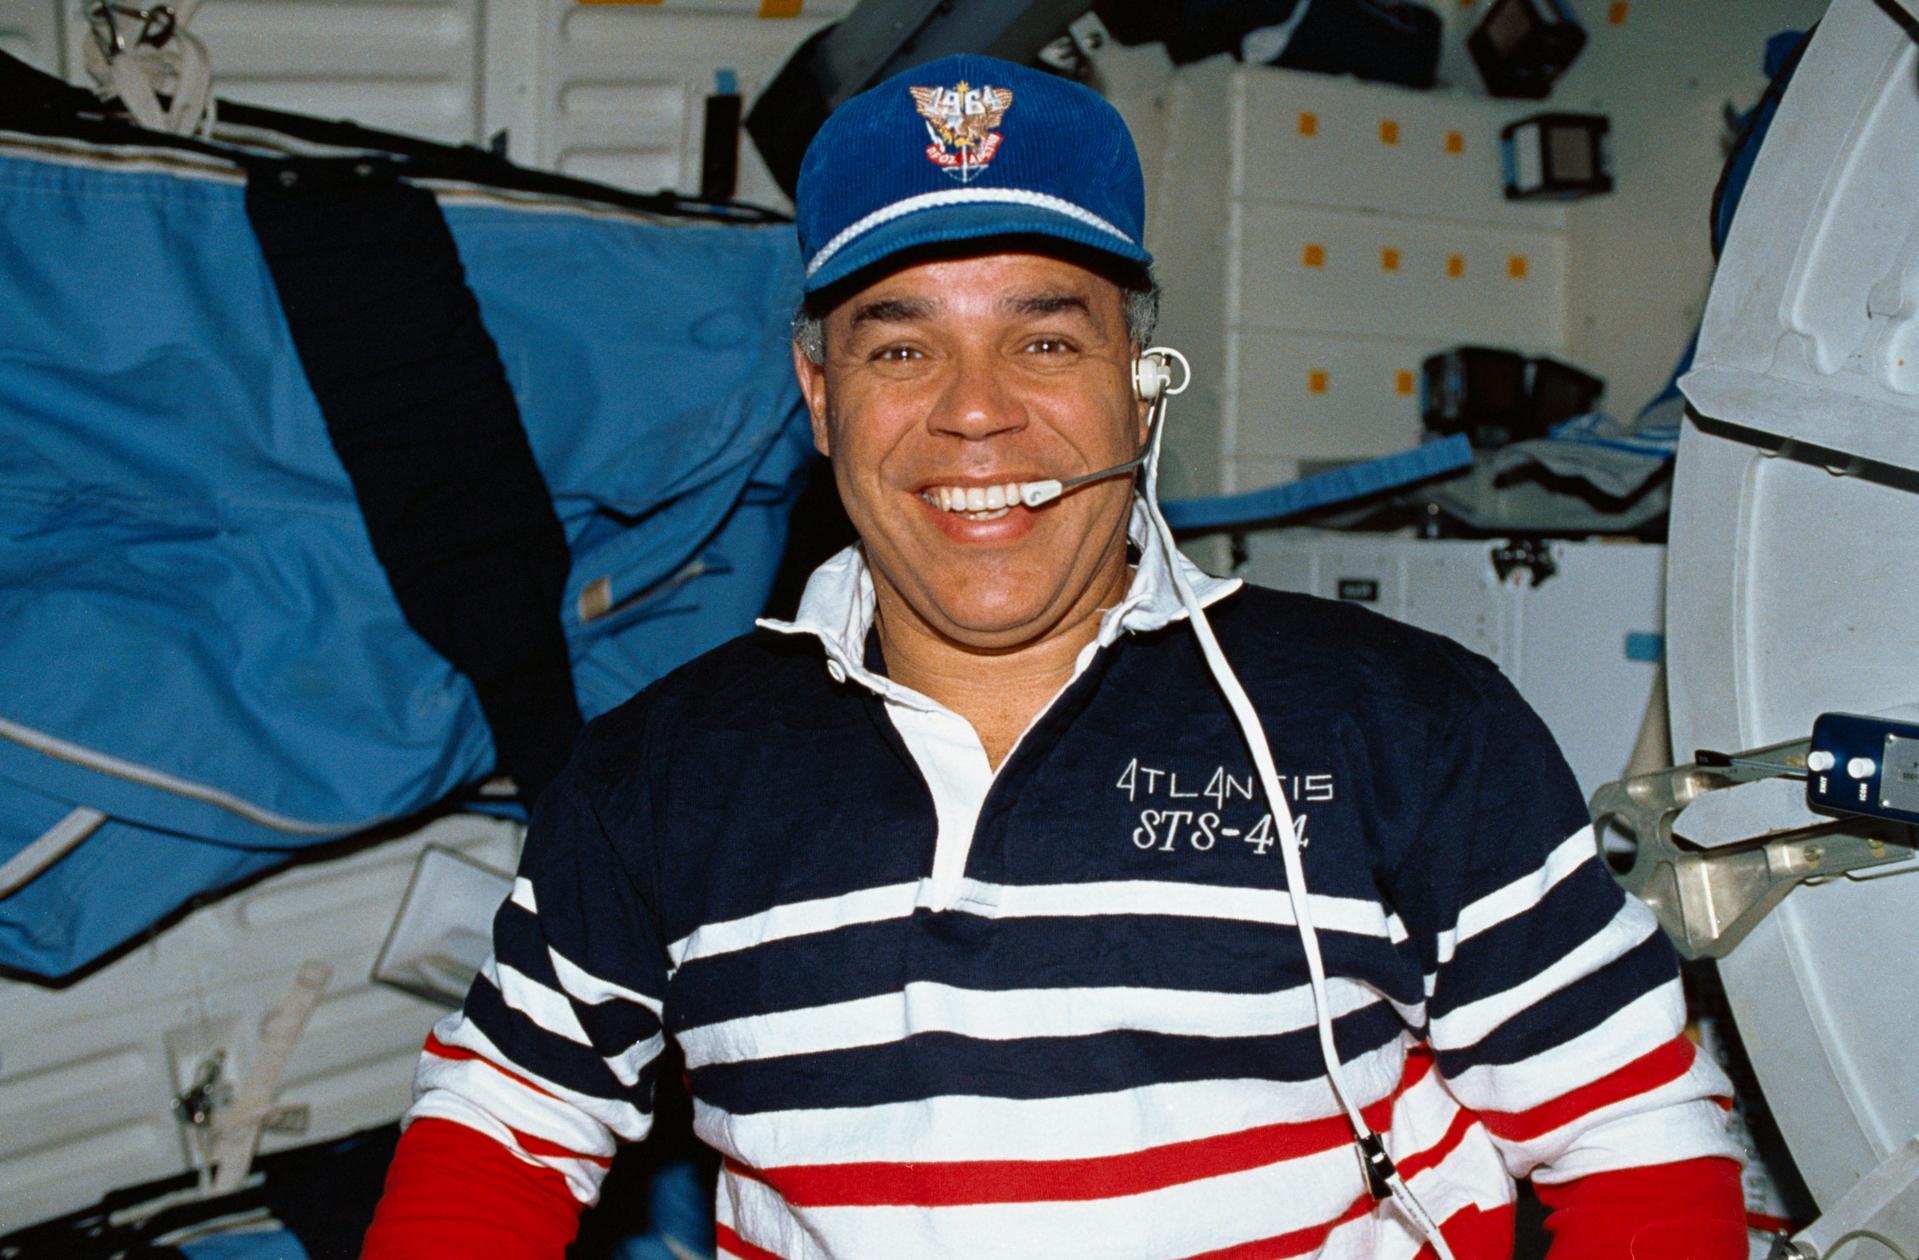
xmin=1014 ymin=348 xmax=1191 ymax=509
xmin=1039 ymin=347 xmax=1460 ymax=1260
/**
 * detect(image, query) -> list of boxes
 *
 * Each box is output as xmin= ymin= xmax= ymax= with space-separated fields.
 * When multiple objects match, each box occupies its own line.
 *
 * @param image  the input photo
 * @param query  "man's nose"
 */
xmin=927 ymin=349 xmax=1027 ymax=441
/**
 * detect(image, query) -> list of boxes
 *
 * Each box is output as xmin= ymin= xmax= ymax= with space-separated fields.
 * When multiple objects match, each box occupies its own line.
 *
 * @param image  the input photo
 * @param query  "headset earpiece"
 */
xmin=1132 ymin=347 xmax=1191 ymax=404
xmin=1132 ymin=355 xmax=1171 ymax=403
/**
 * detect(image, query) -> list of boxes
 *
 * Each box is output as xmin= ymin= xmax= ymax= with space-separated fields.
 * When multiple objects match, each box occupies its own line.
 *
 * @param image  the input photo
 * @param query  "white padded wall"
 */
xmin=66 ymin=0 xmax=492 ymax=146
xmin=0 ymin=815 xmax=525 ymax=1232
xmin=37 ymin=0 xmax=849 ymax=204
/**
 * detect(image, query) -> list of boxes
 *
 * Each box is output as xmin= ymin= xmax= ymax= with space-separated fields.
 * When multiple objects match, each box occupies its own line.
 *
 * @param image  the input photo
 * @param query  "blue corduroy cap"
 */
xmin=795 ymin=54 xmax=1152 ymax=294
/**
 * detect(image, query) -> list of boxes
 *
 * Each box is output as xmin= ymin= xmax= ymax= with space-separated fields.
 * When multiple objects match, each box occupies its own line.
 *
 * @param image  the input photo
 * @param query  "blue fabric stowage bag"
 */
xmin=0 ymin=134 xmax=815 ymax=978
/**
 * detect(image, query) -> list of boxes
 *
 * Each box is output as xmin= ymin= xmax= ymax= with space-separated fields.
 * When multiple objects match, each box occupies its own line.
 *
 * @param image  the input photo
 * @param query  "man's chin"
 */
xmin=914 ymin=594 xmax=1070 ymax=654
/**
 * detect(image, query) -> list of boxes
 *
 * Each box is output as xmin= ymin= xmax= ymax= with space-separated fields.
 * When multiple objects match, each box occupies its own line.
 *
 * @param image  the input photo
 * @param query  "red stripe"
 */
xmin=715 ymin=1223 xmax=787 ymax=1260
xmin=1477 ymin=1037 xmax=1696 ymax=1142
xmin=1183 ymin=1109 xmax=1488 ymax=1260
xmin=1398 ymin=1106 xmax=1479 ymax=1181
xmin=423 ymin=1031 xmax=566 ymax=1105
xmin=729 ymin=1053 xmax=1436 ymax=1209
xmin=1180 ymin=1193 xmax=1374 ymax=1260
xmin=506 ymin=1124 xmax=613 ymax=1168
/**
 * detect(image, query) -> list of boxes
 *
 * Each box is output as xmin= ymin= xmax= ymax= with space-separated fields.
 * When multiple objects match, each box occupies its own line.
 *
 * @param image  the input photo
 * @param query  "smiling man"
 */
xmin=365 ymin=55 xmax=1746 ymax=1260
xmin=792 ymin=250 xmax=1149 ymax=766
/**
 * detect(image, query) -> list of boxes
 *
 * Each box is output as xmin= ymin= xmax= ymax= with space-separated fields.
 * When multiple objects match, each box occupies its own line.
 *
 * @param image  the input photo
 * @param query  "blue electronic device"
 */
xmin=1806 ymin=711 xmax=1919 ymax=825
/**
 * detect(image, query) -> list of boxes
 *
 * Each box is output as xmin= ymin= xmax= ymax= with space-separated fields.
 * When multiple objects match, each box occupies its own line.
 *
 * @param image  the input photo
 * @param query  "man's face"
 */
xmin=794 ymin=251 xmax=1149 ymax=653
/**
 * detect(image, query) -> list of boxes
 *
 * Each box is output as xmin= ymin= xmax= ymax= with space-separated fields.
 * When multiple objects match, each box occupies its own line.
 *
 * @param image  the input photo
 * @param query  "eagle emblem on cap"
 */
xmin=909 ymin=81 xmax=1013 ymax=183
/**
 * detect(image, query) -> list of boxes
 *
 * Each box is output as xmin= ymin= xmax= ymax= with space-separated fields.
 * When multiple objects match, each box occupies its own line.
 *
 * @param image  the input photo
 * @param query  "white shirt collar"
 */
xmin=757 ymin=497 xmax=1242 ymax=701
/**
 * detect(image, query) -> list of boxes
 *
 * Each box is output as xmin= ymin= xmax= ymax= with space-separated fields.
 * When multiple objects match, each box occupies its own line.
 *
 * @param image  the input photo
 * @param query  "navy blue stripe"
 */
xmin=493 ymin=902 xmax=662 ymax=1050
xmin=1429 ymin=867 xmax=1626 ymax=1019
xmin=466 ymin=975 xmax=660 ymax=1103
xmin=669 ymin=912 xmax=1420 ymax=1032
xmin=686 ymin=1002 xmax=1404 ymax=1115
xmin=1435 ymin=931 xmax=1675 ymax=1076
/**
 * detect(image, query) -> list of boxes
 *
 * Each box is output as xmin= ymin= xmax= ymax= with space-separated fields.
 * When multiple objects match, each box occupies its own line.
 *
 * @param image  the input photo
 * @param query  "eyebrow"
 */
xmin=1002 ymin=291 xmax=1093 ymax=320
xmin=849 ymin=296 xmax=939 ymax=326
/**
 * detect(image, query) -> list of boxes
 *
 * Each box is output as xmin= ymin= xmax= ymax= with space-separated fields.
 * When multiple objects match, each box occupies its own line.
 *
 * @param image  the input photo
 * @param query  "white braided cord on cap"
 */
xmin=804 ymin=186 xmax=1137 ymax=278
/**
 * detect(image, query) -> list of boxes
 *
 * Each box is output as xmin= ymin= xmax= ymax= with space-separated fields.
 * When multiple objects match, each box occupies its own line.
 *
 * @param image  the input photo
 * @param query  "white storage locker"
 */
xmin=1147 ymin=65 xmax=1573 ymax=501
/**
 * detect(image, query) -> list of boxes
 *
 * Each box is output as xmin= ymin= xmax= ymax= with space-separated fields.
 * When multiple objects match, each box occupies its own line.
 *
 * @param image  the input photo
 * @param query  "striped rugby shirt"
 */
xmin=409 ymin=504 xmax=1737 ymax=1258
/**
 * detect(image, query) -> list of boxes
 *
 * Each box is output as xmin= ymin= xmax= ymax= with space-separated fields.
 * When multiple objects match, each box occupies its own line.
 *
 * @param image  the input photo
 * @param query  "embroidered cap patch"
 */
xmin=909 ymin=80 xmax=1014 ymax=184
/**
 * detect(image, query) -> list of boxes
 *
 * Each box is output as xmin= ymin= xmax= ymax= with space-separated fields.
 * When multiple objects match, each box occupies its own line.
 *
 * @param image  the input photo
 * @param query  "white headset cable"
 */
xmin=1133 ymin=347 xmax=1458 ymax=1260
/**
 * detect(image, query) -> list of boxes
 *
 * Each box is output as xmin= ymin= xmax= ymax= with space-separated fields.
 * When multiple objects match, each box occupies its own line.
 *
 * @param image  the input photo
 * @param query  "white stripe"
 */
xmin=677 ymin=976 xmax=1385 ymax=1069
xmin=1430 ymin=896 xmax=1657 ymax=1049
xmin=549 ymin=946 xmax=663 ymax=1018
xmin=979 ymin=877 xmax=1403 ymax=941
xmin=0 ymin=710 xmax=373 ymax=834
xmin=510 ymin=876 xmax=538 ymax=914
xmin=485 ymin=957 xmax=592 ymax=1046
xmin=667 ymin=880 xmax=921 ymax=969
xmin=1443 ymin=981 xmax=1686 ymax=1113
xmin=804 ymin=187 xmax=1136 ymax=278
xmin=0 ymin=806 xmax=106 ymax=896
xmin=1439 ymin=827 xmax=1597 ymax=963
xmin=1526 ymin=1092 xmax=1739 ymax=1182
xmin=405 ymin=1093 xmax=613 ymax=1206
xmin=424 ymin=1013 xmax=651 ymax=1139
xmin=669 ymin=876 xmax=1402 ymax=972
xmin=605 ymin=1031 xmax=666 ymax=1089
xmin=694 ymin=1041 xmax=1411 ymax=1164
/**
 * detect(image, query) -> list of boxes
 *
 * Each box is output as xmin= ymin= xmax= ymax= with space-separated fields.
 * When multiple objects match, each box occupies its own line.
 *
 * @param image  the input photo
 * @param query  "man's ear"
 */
xmin=793 ymin=339 xmax=831 ymax=457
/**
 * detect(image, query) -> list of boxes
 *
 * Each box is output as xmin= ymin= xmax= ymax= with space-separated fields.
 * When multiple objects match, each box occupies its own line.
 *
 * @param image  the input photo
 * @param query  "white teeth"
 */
xmin=925 ymin=484 xmax=1037 ymax=514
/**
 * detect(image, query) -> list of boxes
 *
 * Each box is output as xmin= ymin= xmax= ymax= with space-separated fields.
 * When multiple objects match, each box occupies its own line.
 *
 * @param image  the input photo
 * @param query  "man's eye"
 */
xmin=872 ymin=345 xmax=922 ymax=363
xmin=1025 ymin=337 xmax=1074 ymax=355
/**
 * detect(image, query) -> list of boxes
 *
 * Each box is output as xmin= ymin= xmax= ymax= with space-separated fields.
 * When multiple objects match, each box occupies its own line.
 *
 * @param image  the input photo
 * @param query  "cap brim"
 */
xmin=802 ymin=201 xmax=1152 ymax=294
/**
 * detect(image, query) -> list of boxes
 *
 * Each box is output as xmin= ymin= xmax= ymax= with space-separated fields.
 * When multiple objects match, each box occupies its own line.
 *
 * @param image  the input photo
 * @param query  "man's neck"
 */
xmin=871 ymin=564 xmax=1131 ymax=770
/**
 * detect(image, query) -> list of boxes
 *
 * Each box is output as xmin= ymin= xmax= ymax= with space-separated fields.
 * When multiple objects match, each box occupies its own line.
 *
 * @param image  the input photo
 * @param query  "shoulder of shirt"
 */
xmin=567 ymin=626 xmax=847 ymax=780
xmin=1201 ymin=581 xmax=1509 ymax=721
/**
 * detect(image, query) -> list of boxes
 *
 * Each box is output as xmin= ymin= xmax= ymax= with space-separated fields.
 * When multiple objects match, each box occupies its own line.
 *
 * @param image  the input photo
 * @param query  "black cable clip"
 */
xmin=1357 ymin=1133 xmax=1398 ymax=1202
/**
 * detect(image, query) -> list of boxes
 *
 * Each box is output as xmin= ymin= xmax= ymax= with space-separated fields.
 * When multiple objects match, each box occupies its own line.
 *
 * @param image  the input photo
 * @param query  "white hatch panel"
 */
xmin=1670 ymin=0 xmax=1919 ymax=1211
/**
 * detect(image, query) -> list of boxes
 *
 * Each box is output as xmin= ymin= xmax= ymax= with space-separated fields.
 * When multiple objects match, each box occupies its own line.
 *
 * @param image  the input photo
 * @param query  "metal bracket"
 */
xmin=171 ymin=1049 xmax=230 ymax=1130
xmin=1590 ymin=738 xmax=1914 ymax=959
xmin=1490 ymin=538 xmax=1557 ymax=587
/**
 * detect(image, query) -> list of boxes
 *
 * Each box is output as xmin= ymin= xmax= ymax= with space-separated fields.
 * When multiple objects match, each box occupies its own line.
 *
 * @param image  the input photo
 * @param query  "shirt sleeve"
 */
xmin=395 ymin=727 xmax=670 ymax=1209
xmin=1534 ymin=1157 xmax=1747 ymax=1259
xmin=1382 ymin=658 xmax=1741 ymax=1189
xmin=361 ymin=1117 xmax=583 ymax=1258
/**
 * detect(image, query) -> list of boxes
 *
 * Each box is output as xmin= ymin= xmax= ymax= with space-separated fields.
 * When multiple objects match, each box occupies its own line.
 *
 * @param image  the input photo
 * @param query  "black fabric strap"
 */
xmin=244 ymin=156 xmax=581 ymax=803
